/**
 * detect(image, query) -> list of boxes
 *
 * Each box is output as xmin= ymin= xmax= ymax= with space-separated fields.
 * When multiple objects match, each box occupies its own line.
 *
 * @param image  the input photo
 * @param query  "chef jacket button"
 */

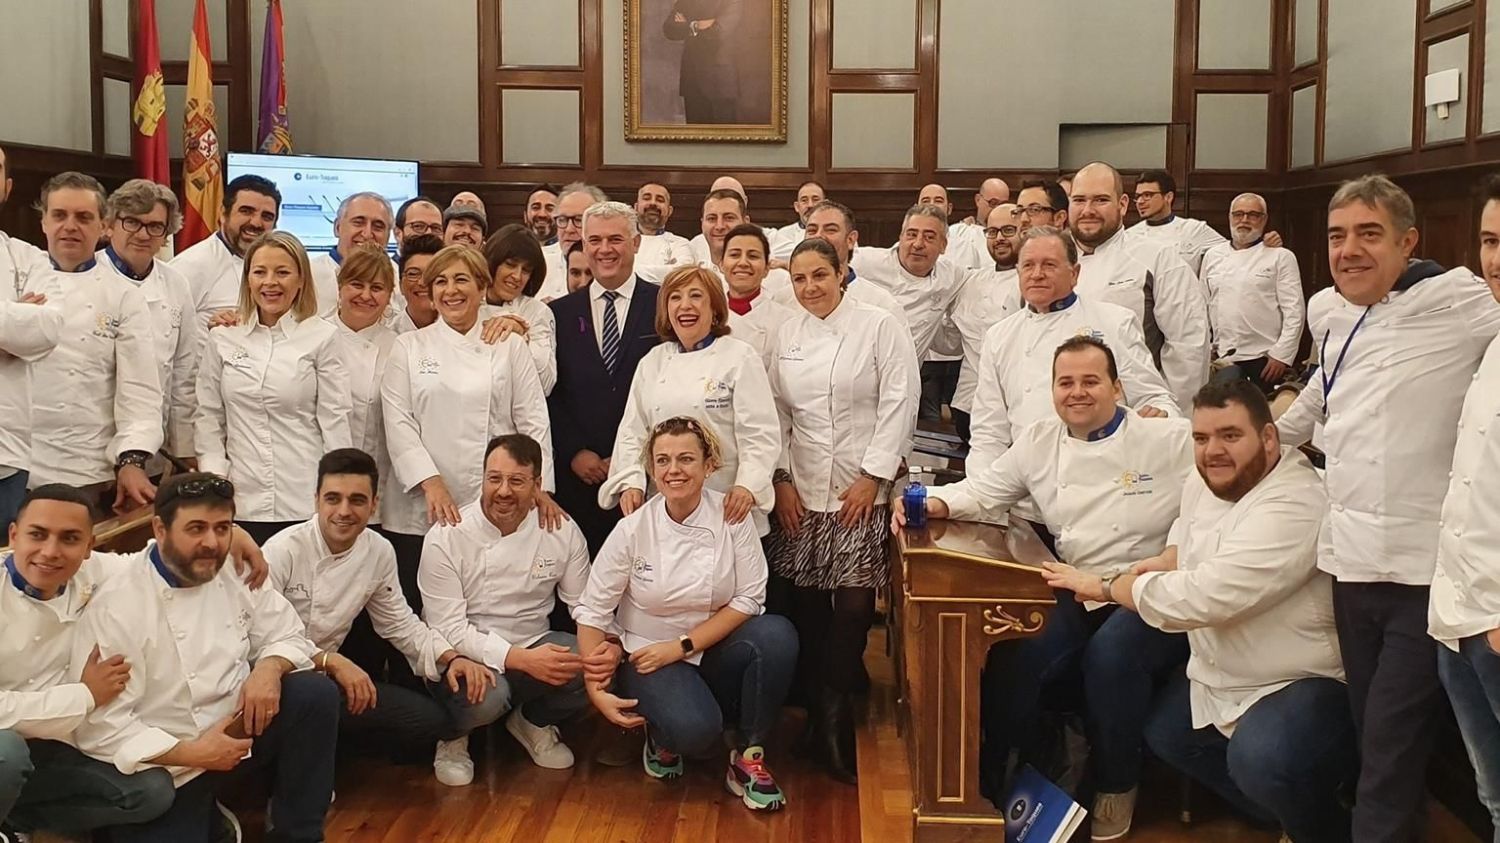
xmin=33 ymin=635 xmax=41 ymax=642
xmin=1111 ymin=525 xmax=1120 ymax=532
xmin=1455 ymin=528 xmax=1463 ymax=537
xmin=1465 ymin=477 xmax=1472 ymax=486
xmin=1333 ymin=503 xmax=1344 ymax=512
xmin=1482 ymin=428 xmax=1489 ymax=435
xmin=176 ymin=630 xmax=186 ymax=639
xmin=189 ymin=672 xmax=196 ymax=680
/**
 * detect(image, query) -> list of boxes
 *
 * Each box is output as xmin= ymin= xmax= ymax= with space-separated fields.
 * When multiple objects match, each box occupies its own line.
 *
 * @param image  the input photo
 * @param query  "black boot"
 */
xmin=819 ymin=686 xmax=858 ymax=785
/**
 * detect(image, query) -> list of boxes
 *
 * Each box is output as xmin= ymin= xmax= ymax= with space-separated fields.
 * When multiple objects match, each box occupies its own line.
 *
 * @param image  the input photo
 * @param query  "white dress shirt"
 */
xmin=489 ymin=294 xmax=557 ymax=394
xmin=381 ymin=320 xmax=553 ymax=535
xmin=1432 ymin=331 xmax=1500 ymax=646
xmin=535 ymin=242 xmax=569 ymax=304
xmin=195 ymin=313 xmax=354 ymax=521
xmin=334 ymin=316 xmax=398 ymax=523
xmin=28 ymin=262 xmax=164 ymax=486
xmin=265 ymin=518 xmax=450 ymax=680
xmin=1133 ymin=448 xmax=1343 ymax=737
xmin=419 ymin=504 xmax=589 ymax=673
xmin=598 ymin=336 xmax=781 ymax=532
xmin=589 ymin=276 xmax=641 ymax=353
xmin=71 ymin=542 xmax=316 ymax=783
xmin=770 ymin=295 xmax=920 ymax=510
xmin=727 ymin=292 xmax=799 ymax=367
xmin=168 ymin=232 xmax=242 ymax=322
xmin=1078 ymin=227 xmax=1212 ymax=409
xmin=573 ymin=488 xmax=766 ymax=665
xmin=934 ymin=410 xmax=1193 ymax=584
xmin=0 ymin=235 xmax=60 ymax=474
xmin=1128 ymin=215 xmax=1228 ymax=275
xmin=100 ymin=249 xmax=202 ymax=457
xmin=1277 ymin=265 xmax=1500 ymax=584
xmin=850 ymin=248 xmax=969 ymax=358
xmin=1200 ymin=241 xmax=1305 ymax=364
xmin=937 ymin=266 xmax=1021 ymax=413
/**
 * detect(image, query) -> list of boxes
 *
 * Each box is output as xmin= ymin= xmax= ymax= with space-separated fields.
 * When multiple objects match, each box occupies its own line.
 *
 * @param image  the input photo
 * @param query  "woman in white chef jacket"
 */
xmin=481 ymin=224 xmax=558 ymax=394
xmin=381 ymin=244 xmax=560 ymax=610
xmin=598 ymin=265 xmax=780 ymax=535
xmin=332 ymin=245 xmax=400 ymax=524
xmin=575 ymin=417 xmax=798 ymax=812
xmin=195 ymin=231 xmax=354 ymax=546
xmin=719 ymin=223 xmax=799 ymax=367
xmin=766 ymin=237 xmax=920 ymax=784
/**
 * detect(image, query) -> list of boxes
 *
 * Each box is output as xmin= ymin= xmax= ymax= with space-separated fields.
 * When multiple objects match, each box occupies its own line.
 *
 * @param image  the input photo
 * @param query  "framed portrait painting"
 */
xmin=624 ymin=0 xmax=789 ymax=142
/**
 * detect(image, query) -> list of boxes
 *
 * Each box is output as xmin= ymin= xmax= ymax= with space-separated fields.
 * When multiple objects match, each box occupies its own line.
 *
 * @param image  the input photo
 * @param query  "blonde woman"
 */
xmin=195 ymin=231 xmax=353 ymax=544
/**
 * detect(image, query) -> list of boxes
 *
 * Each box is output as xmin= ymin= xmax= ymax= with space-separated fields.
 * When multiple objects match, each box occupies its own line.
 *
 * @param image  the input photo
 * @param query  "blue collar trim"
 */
xmin=104 ymin=244 xmax=151 ymax=281
xmin=149 ymin=545 xmax=185 ymax=588
xmin=5 ymin=554 xmax=62 ymax=599
xmin=1146 ymin=214 xmax=1176 ymax=227
xmin=329 ymin=246 xmax=345 ymax=265
xmin=845 ymin=268 xmax=857 ymax=286
xmin=1087 ymin=406 xmax=1128 ymax=441
xmin=1030 ymin=291 xmax=1078 ymax=314
xmin=49 ymin=255 xmax=97 ymax=273
xmin=681 ymin=333 xmax=717 ymax=352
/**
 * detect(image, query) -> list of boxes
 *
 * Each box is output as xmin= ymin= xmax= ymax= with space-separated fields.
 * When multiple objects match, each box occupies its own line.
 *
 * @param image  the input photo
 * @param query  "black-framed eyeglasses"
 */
xmin=118 ymin=216 xmax=169 ymax=237
xmin=985 ymin=226 xmax=1021 ymax=239
xmin=1017 ymin=205 xmax=1055 ymax=218
xmin=556 ymin=215 xmax=585 ymax=229
xmin=402 ymin=222 xmax=441 ymax=235
xmin=1134 ymin=190 xmax=1163 ymax=202
xmin=1230 ymin=210 xmax=1267 ymax=221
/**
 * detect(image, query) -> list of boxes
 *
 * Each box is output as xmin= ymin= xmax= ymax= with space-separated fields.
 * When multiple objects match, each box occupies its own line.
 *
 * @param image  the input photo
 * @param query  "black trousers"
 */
xmin=236 ymin=520 xmax=300 ymax=547
xmin=1332 ymin=580 xmax=1444 ymax=843
xmin=1214 ymin=356 xmax=1278 ymax=393
xmin=919 ymin=360 xmax=962 ymax=422
xmin=341 ymin=529 xmax=428 ymax=691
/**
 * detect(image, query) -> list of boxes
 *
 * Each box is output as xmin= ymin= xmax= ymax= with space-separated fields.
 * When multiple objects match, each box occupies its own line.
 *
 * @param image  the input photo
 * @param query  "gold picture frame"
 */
xmin=624 ymin=0 xmax=789 ymax=143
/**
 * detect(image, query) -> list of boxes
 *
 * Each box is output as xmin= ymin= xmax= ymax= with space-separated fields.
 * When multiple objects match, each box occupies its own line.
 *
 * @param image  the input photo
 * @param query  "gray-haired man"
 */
xmin=309 ymin=191 xmax=395 ymax=313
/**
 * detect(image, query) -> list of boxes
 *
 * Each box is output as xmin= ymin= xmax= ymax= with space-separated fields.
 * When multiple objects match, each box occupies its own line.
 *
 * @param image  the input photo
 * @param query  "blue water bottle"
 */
xmin=903 ymin=466 xmax=927 ymax=529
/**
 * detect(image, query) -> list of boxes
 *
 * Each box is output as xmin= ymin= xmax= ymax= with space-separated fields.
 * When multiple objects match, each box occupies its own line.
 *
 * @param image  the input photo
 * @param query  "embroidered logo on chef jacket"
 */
xmin=227 ymin=347 xmax=253 ymax=369
xmin=169 ymin=305 xmax=183 ymax=329
xmin=93 ymin=313 xmax=122 ymax=339
xmin=631 ymin=556 xmax=655 ymax=583
xmin=284 ymin=581 xmax=310 ymax=600
xmin=1073 ymin=326 xmax=1105 ymax=342
xmin=1116 ymin=470 xmax=1155 ymax=496
xmin=777 ymin=343 xmax=805 ymax=362
xmin=530 ymin=556 xmax=559 ymax=580
xmin=702 ymin=377 xmax=732 ymax=409
xmin=417 ymin=355 xmax=439 ymax=376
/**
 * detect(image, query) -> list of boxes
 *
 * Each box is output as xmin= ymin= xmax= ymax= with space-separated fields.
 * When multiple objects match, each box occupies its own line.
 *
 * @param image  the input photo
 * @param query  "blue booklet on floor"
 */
xmin=1003 ymin=765 xmax=1087 ymax=843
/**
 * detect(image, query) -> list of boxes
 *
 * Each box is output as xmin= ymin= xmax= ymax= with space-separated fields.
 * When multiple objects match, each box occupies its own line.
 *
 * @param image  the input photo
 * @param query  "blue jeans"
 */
xmin=979 ymin=593 xmax=1188 ymax=800
xmin=109 ymin=671 xmax=341 ymax=843
xmin=0 ymin=470 xmax=28 ymax=538
xmin=430 ymin=631 xmax=590 ymax=732
xmin=1145 ymin=670 xmax=1357 ymax=843
xmin=1438 ymin=634 xmax=1500 ymax=840
xmin=0 ymin=733 xmax=173 ymax=834
xmin=614 ymin=614 xmax=798 ymax=756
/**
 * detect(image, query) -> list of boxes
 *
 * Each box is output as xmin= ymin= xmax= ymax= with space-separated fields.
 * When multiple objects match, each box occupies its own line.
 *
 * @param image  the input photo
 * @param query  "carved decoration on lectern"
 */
xmin=981 ymin=604 xmax=1046 ymax=636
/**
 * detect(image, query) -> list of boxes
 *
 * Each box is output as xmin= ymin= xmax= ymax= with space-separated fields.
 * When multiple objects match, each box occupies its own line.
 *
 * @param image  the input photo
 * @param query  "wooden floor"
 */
xmin=274 ymin=628 xmax=1481 ymax=843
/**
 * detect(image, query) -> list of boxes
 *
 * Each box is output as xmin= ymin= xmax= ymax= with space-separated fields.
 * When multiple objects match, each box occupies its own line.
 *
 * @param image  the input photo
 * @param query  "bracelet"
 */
xmin=318 ymin=652 xmax=331 ymax=671
xmin=114 ymin=450 xmax=150 ymax=472
xmin=859 ymin=470 xmax=892 ymax=494
xmin=773 ymin=469 xmax=793 ymax=485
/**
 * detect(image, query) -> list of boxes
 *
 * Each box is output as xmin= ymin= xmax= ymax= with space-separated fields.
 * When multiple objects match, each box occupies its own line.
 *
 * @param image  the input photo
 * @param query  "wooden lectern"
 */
xmin=891 ymin=517 xmax=1058 ymax=842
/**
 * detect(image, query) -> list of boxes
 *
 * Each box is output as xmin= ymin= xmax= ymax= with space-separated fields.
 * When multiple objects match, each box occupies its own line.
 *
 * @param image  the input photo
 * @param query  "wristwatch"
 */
xmin=114 ymin=450 xmax=150 ymax=473
xmin=679 ymin=635 xmax=696 ymax=656
xmin=1098 ymin=571 xmax=1121 ymax=604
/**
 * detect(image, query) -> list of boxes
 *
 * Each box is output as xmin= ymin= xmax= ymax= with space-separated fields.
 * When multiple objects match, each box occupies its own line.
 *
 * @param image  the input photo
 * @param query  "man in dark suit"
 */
xmin=662 ymin=0 xmax=742 ymax=124
xmin=548 ymin=199 xmax=662 ymax=554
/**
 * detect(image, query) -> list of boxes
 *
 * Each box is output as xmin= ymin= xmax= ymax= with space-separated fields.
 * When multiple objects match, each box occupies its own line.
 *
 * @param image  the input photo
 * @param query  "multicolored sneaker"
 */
xmin=642 ymin=732 xmax=684 ymax=780
xmin=726 ymin=746 xmax=786 ymax=811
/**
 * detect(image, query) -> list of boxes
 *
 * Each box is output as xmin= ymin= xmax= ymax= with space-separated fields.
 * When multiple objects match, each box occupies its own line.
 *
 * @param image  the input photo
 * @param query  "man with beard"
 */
xmin=449 ymin=191 xmax=486 ymax=217
xmin=170 ymin=173 xmax=280 ymax=322
xmin=442 ymin=203 xmax=487 ymax=248
xmin=1070 ymin=162 xmax=1211 ymax=410
xmin=894 ymin=335 xmax=1193 ymax=820
xmin=1044 ymin=379 xmax=1354 ymax=842
xmin=770 ymin=180 xmax=824 ymax=261
xmin=537 ymin=182 xmax=608 ymax=302
xmin=950 ymin=178 xmax=1010 ymax=270
xmin=633 ymin=182 xmax=693 ymax=277
xmin=71 ymin=472 xmax=336 ymax=841
xmin=393 ymin=197 xmax=443 ymax=250
xmin=524 ymin=185 xmax=558 ymax=245
xmin=1126 ymin=170 xmax=1227 ymax=275
xmin=309 ymin=191 xmax=396 ymax=317
xmin=850 ymin=204 xmax=969 ymax=358
xmin=1199 ymin=193 xmax=1305 ymax=391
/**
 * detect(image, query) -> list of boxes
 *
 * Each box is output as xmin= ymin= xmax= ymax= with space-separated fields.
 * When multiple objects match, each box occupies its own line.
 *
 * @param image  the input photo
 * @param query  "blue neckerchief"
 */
xmin=845 ymin=268 xmax=857 ymax=286
xmin=1029 ymin=291 xmax=1078 ymax=314
xmin=148 ymin=545 xmax=185 ymax=588
xmin=1237 ymin=237 xmax=1264 ymax=250
xmin=5 ymin=554 xmax=63 ymax=599
xmin=49 ymin=255 xmax=97 ymax=273
xmin=1147 ymin=214 xmax=1176 ymax=227
xmin=329 ymin=246 xmax=345 ymax=266
xmin=681 ymin=333 xmax=717 ymax=352
xmin=104 ymin=244 xmax=151 ymax=281
xmin=1087 ymin=406 xmax=1128 ymax=442
xmin=215 ymin=231 xmax=236 ymax=254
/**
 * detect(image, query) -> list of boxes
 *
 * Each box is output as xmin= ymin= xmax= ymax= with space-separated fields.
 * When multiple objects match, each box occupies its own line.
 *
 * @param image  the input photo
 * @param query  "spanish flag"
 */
xmin=180 ymin=0 xmax=223 ymax=249
xmin=131 ymin=0 xmax=169 ymax=185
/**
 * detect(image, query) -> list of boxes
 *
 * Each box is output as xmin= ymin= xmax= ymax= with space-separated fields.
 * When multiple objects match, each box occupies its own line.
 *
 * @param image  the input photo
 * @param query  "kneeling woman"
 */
xmin=574 ymin=417 xmax=797 ymax=812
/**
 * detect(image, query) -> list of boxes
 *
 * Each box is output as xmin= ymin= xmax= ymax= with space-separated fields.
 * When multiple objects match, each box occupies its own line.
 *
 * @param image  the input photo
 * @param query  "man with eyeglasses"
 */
xmin=536 ymin=182 xmax=609 ymax=303
xmin=524 ymin=185 xmax=559 ymax=245
xmin=948 ymin=178 xmax=1010 ymax=271
xmin=1198 ymin=193 xmax=1305 ymax=391
xmin=1126 ymin=170 xmax=1227 ymax=276
xmin=1014 ymin=179 xmax=1070 ymax=232
xmin=310 ymin=191 xmax=399 ymax=321
xmin=170 ymin=173 xmax=281 ymax=323
xmin=99 ymin=180 xmax=200 ymax=479
xmin=393 ymin=197 xmax=443 ymax=250
xmin=1070 ymin=162 xmax=1212 ymax=411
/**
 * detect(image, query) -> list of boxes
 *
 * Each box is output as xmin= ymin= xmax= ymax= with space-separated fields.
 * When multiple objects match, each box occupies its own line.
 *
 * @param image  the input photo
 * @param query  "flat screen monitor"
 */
xmin=224 ymin=152 xmax=419 ymax=254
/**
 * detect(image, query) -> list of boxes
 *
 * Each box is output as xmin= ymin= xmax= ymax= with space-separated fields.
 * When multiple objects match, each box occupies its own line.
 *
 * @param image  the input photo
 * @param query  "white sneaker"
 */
xmin=505 ymin=709 xmax=575 ymax=769
xmin=434 ymin=737 xmax=475 ymax=786
xmin=1091 ymin=787 xmax=1137 ymax=841
xmin=214 ymin=801 xmax=243 ymax=843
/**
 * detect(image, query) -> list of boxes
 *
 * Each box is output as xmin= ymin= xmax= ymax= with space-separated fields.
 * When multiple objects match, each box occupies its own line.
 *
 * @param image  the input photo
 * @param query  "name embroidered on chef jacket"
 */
xmin=530 ymin=557 xmax=559 ymax=580
xmin=631 ymin=556 xmax=655 ymax=582
xmin=93 ymin=313 xmax=122 ymax=339
xmin=1116 ymin=470 xmax=1156 ymax=496
xmin=416 ymin=355 xmax=440 ymax=375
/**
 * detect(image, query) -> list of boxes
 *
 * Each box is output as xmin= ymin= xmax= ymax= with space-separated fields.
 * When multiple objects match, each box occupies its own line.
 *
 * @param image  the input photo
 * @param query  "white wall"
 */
xmin=0 ymin=0 xmax=93 ymax=151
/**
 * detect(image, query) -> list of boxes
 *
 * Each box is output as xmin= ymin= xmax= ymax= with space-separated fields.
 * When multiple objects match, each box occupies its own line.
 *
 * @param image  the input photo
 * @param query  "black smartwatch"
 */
xmin=679 ymin=635 xmax=695 ymax=656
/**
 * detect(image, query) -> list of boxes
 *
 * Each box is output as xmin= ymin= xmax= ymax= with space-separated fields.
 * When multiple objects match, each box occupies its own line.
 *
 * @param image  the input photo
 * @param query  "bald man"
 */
xmin=770 ymin=180 xmax=824 ymax=261
xmin=950 ymin=178 xmax=1010 ymax=270
xmin=1198 ymin=193 xmax=1305 ymax=391
xmin=449 ymin=191 xmax=486 ymax=216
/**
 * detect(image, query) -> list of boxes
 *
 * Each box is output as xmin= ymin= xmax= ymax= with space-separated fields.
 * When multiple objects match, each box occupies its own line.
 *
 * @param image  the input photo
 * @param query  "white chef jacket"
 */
xmin=966 ymin=294 xmax=1180 ymax=485
xmin=1200 ymin=241 xmax=1305 ymax=365
xmin=635 ymin=231 xmax=694 ymax=281
xmin=71 ymin=542 xmax=316 ymax=784
xmin=28 ymin=261 xmax=164 ymax=486
xmin=195 ymin=313 xmax=354 ymax=521
xmin=169 ymin=232 xmax=242 ymax=322
xmin=768 ymin=267 xmax=911 ymax=337
xmin=265 ymin=518 xmax=449 ymax=680
xmin=99 ymin=248 xmax=201 ymax=456
xmin=535 ymin=242 xmax=569 ymax=304
xmin=1133 ymin=448 xmax=1343 ymax=737
xmin=0 ymin=550 xmax=134 ymax=739
xmin=727 ymin=292 xmax=799 ymax=367
xmin=381 ymin=319 xmax=553 ymax=536
xmin=598 ymin=336 xmax=781 ymax=533
xmin=334 ymin=316 xmax=398 ymax=524
xmin=419 ymin=503 xmax=589 ymax=673
xmin=1277 ymin=264 xmax=1500 ymax=584
xmin=945 ymin=220 xmax=989 ymax=270
xmin=1128 ymin=215 xmax=1228 ymax=276
xmin=1078 ymin=228 xmax=1212 ymax=409
xmin=1432 ymin=331 xmax=1500 ymax=646
xmin=770 ymin=221 xmax=805 ymax=261
xmin=309 ymin=250 xmax=404 ymax=325
xmin=770 ymin=295 xmax=919 ymax=510
xmin=0 ymin=234 xmax=60 ymax=474
xmin=489 ymin=294 xmax=558 ymax=394
xmin=573 ymin=488 xmax=766 ymax=665
xmin=850 ymin=248 xmax=969 ymax=358
xmin=934 ymin=410 xmax=1193 ymax=584
xmin=934 ymin=266 xmax=1021 ymax=413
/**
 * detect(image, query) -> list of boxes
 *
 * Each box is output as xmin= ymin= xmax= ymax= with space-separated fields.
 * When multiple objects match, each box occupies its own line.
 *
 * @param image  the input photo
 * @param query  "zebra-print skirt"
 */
xmin=764 ymin=505 xmax=891 ymax=591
